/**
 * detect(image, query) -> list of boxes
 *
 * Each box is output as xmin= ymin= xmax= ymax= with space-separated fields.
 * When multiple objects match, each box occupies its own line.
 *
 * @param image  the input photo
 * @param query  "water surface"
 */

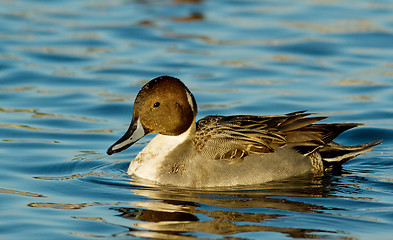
xmin=1 ymin=0 xmax=393 ymax=239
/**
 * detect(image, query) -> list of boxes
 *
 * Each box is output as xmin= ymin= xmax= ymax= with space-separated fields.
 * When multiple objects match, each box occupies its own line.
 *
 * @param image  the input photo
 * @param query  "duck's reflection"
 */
xmin=26 ymin=172 xmax=353 ymax=239
xmin=115 ymin=174 xmax=342 ymax=239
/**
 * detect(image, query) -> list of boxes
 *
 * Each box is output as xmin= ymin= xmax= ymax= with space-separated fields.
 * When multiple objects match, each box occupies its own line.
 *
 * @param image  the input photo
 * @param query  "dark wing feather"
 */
xmin=194 ymin=111 xmax=360 ymax=160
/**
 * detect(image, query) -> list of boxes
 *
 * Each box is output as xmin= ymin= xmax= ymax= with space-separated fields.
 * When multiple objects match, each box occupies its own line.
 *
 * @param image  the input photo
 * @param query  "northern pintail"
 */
xmin=107 ymin=76 xmax=381 ymax=188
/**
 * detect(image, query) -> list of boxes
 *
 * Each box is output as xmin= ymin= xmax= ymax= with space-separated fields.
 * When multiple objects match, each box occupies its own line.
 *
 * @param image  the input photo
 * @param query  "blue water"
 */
xmin=1 ymin=0 xmax=393 ymax=239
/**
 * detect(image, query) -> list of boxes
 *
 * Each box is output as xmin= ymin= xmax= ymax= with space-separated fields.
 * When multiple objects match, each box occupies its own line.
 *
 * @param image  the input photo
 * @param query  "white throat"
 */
xmin=127 ymin=122 xmax=195 ymax=180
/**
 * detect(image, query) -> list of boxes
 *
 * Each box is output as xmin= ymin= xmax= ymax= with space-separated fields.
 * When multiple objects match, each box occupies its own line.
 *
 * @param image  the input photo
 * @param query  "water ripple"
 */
xmin=1 ymin=0 xmax=393 ymax=239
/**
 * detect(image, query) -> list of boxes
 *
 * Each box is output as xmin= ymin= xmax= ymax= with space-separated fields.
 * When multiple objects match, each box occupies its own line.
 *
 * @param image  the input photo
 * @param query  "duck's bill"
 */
xmin=107 ymin=119 xmax=145 ymax=155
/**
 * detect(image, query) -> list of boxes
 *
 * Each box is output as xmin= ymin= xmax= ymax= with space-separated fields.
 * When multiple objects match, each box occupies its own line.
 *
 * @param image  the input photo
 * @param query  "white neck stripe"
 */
xmin=185 ymin=90 xmax=195 ymax=113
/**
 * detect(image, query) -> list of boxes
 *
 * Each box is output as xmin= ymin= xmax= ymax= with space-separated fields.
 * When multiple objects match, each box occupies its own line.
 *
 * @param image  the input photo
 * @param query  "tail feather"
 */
xmin=289 ymin=123 xmax=361 ymax=155
xmin=320 ymin=140 xmax=382 ymax=165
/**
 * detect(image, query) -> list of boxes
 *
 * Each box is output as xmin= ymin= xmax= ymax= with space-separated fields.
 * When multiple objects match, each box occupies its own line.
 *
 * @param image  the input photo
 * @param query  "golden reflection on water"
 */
xmin=28 ymin=202 xmax=92 ymax=209
xmin=283 ymin=19 xmax=386 ymax=34
xmin=99 ymin=91 xmax=132 ymax=102
xmin=33 ymin=112 xmax=101 ymax=122
xmin=330 ymin=78 xmax=386 ymax=86
xmin=0 ymin=123 xmax=40 ymax=131
xmin=230 ymin=79 xmax=291 ymax=85
xmin=0 ymin=106 xmax=111 ymax=135
xmin=347 ymin=95 xmax=374 ymax=102
xmin=73 ymin=216 xmax=104 ymax=221
xmin=34 ymin=169 xmax=109 ymax=181
xmin=25 ymin=174 xmax=358 ymax=239
xmin=0 ymin=106 xmax=103 ymax=123
xmin=0 ymin=122 xmax=110 ymax=134
xmin=122 ymin=176 xmax=336 ymax=239
xmin=198 ymin=103 xmax=233 ymax=110
xmin=0 ymin=53 xmax=23 ymax=61
xmin=0 ymin=107 xmax=36 ymax=113
xmin=0 ymin=187 xmax=45 ymax=198
xmin=172 ymin=12 xmax=203 ymax=22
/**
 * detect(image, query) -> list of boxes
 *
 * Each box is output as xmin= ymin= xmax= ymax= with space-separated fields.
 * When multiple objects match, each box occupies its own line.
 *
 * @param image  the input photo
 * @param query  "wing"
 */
xmin=193 ymin=111 xmax=358 ymax=160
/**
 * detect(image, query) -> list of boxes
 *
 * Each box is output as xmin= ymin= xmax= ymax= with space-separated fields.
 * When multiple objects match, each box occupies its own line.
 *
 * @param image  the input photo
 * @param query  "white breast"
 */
xmin=127 ymin=123 xmax=195 ymax=181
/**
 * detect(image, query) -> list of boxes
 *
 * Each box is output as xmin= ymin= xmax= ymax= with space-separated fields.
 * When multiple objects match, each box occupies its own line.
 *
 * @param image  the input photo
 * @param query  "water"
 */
xmin=1 ymin=0 xmax=393 ymax=239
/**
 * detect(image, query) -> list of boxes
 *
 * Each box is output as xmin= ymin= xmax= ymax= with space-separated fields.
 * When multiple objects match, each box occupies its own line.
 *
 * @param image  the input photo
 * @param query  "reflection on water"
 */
xmin=0 ymin=188 xmax=45 ymax=198
xmin=28 ymin=174 xmax=358 ymax=239
xmin=29 ymin=202 xmax=92 ymax=209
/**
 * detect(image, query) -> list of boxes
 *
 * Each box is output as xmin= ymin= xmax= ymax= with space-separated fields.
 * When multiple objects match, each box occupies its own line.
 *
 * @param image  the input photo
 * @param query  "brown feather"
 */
xmin=194 ymin=111 xmax=370 ymax=160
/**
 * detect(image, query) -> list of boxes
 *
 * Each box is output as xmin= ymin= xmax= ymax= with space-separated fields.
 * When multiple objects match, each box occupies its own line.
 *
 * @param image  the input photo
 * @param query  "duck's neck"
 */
xmin=151 ymin=122 xmax=196 ymax=152
xmin=127 ymin=122 xmax=196 ymax=178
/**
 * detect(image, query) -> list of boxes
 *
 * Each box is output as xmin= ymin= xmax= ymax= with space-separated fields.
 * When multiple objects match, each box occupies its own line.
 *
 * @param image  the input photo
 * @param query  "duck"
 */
xmin=107 ymin=76 xmax=381 ymax=188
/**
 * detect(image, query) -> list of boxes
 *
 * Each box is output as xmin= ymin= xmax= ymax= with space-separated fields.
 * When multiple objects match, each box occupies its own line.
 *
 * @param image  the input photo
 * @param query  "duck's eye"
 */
xmin=153 ymin=102 xmax=160 ymax=108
